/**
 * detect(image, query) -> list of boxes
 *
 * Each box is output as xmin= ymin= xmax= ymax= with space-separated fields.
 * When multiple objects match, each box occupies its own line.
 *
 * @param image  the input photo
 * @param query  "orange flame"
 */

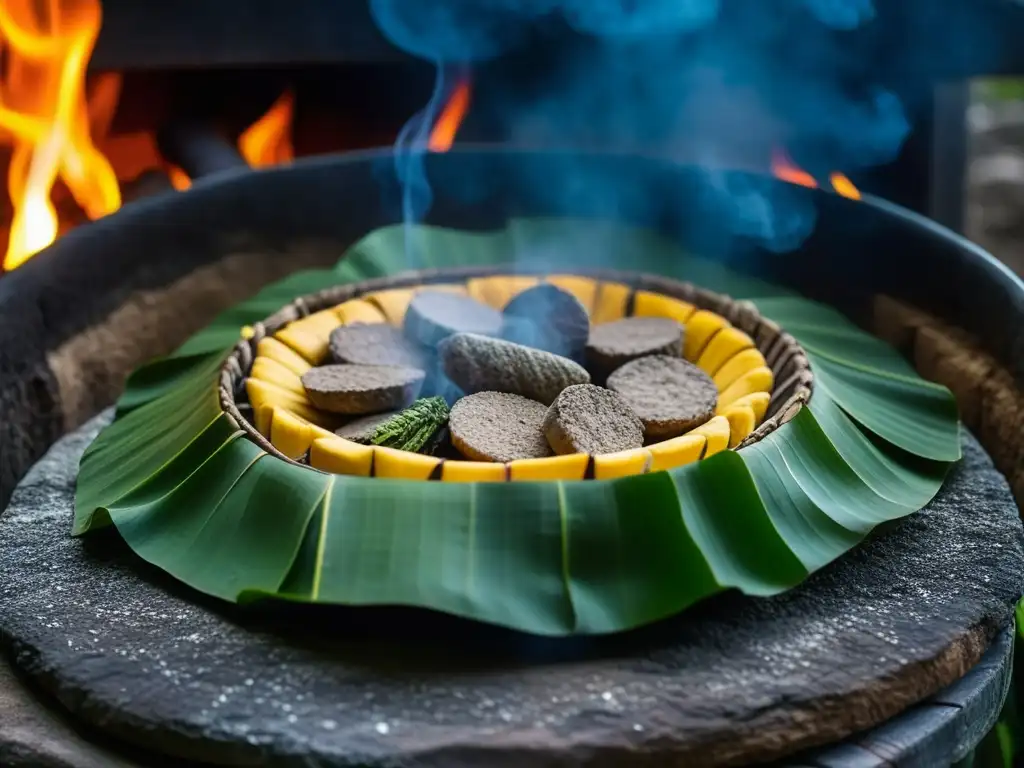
xmin=829 ymin=172 xmax=861 ymax=201
xmin=428 ymin=79 xmax=471 ymax=152
xmin=0 ymin=0 xmax=121 ymax=271
xmin=167 ymin=165 xmax=191 ymax=191
xmin=163 ymin=91 xmax=295 ymax=192
xmin=770 ymin=148 xmax=817 ymax=189
xmin=239 ymin=90 xmax=294 ymax=168
xmin=771 ymin=147 xmax=861 ymax=200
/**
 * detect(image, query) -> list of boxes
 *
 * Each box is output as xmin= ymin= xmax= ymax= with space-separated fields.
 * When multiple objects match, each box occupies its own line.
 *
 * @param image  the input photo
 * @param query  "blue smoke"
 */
xmin=386 ymin=62 xmax=469 ymax=265
xmin=370 ymin=0 xmax=921 ymax=255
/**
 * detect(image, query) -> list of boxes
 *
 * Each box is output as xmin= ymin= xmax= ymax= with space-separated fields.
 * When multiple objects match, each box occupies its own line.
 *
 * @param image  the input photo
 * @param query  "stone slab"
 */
xmin=0 ymin=660 xmax=140 ymax=768
xmin=787 ymin=625 xmax=1014 ymax=768
xmin=0 ymin=413 xmax=1021 ymax=768
xmin=1 ymin=625 xmax=1012 ymax=768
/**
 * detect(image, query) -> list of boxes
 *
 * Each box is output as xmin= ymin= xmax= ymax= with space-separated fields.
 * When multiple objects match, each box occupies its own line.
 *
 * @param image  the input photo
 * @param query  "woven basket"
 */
xmin=218 ymin=266 xmax=813 ymax=467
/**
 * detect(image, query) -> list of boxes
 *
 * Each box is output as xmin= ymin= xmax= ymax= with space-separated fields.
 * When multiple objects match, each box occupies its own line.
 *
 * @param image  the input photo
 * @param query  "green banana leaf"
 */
xmin=76 ymin=218 xmax=962 ymax=636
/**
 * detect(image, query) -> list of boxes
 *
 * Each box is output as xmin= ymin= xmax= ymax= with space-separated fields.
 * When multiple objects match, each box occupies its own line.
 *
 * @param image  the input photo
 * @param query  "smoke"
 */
xmin=384 ymin=62 xmax=468 ymax=262
xmin=368 ymin=0 xmax=956 ymax=255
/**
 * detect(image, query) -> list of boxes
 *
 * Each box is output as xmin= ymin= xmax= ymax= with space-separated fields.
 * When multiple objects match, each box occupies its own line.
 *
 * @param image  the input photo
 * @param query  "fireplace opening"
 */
xmin=0 ymin=0 xmax=440 ymax=275
xmin=0 ymin=57 xmax=442 ymax=274
xmin=0 ymin=0 xmax=1018 ymax=281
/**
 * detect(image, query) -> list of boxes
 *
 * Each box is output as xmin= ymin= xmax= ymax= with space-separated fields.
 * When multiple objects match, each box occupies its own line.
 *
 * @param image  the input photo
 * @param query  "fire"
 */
xmin=428 ymin=79 xmax=471 ymax=152
xmin=239 ymin=90 xmax=294 ymax=168
xmin=167 ymin=165 xmax=191 ymax=191
xmin=770 ymin=148 xmax=861 ymax=200
xmin=162 ymin=93 xmax=295 ymax=193
xmin=770 ymin=149 xmax=817 ymax=189
xmin=829 ymin=172 xmax=861 ymax=201
xmin=0 ymin=0 xmax=298 ymax=274
xmin=0 ymin=0 xmax=120 ymax=271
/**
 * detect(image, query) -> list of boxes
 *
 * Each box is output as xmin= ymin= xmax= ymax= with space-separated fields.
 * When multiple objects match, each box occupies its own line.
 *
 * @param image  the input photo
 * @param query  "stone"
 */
xmin=301 ymin=364 xmax=424 ymax=415
xmin=403 ymin=291 xmax=503 ymax=348
xmin=586 ymin=316 xmax=684 ymax=380
xmin=448 ymin=392 xmax=551 ymax=462
xmin=543 ymin=384 xmax=644 ymax=455
xmin=328 ymin=323 xmax=430 ymax=370
xmin=0 ymin=413 xmax=1021 ymax=768
xmin=439 ymin=332 xmax=590 ymax=406
xmin=0 ymin=658 xmax=139 ymax=768
xmin=0 ymin=630 xmax=1012 ymax=768
xmin=500 ymin=284 xmax=590 ymax=360
xmin=335 ymin=411 xmax=398 ymax=444
xmin=607 ymin=355 xmax=719 ymax=440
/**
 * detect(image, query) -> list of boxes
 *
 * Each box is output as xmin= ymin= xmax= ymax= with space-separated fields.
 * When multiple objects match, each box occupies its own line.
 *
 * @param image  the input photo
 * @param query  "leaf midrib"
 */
xmin=311 ymin=478 xmax=335 ymax=600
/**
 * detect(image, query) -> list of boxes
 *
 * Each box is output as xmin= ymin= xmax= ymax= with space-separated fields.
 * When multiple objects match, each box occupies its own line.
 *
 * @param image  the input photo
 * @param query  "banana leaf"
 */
xmin=75 ymin=218 xmax=962 ymax=636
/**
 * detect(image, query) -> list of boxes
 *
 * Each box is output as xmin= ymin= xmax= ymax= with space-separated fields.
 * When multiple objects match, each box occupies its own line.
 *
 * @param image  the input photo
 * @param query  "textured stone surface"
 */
xmin=607 ymin=355 xmax=719 ymax=440
xmin=586 ymin=317 xmax=684 ymax=380
xmin=0 ymin=413 xmax=1021 ymax=768
xmin=440 ymin=332 xmax=590 ymax=405
xmin=0 ymin=660 xmax=141 ymax=768
xmin=543 ymin=383 xmax=644 ymax=455
xmin=0 ymin=625 xmax=1013 ymax=768
xmin=328 ymin=323 xmax=430 ymax=370
xmin=301 ymin=364 xmax=425 ymax=415
xmin=449 ymin=391 xmax=551 ymax=462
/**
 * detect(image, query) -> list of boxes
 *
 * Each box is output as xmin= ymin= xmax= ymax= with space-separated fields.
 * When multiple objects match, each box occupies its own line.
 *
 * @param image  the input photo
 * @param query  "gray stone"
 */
xmin=402 ymin=291 xmax=503 ymax=348
xmin=586 ymin=317 xmax=684 ymax=381
xmin=543 ymin=383 xmax=644 ymax=455
xmin=449 ymin=391 xmax=551 ymax=463
xmin=501 ymin=284 xmax=591 ymax=360
xmin=0 ymin=412 xmax=1021 ymax=768
xmin=0 ymin=660 xmax=139 ymax=768
xmin=301 ymin=364 xmax=425 ymax=415
xmin=607 ymin=355 xmax=719 ymax=440
xmin=440 ymin=332 xmax=590 ymax=406
xmin=328 ymin=323 xmax=430 ymax=370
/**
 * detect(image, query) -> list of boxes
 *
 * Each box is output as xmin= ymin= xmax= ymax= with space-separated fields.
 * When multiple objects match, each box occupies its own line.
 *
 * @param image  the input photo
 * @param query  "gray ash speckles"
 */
xmin=0 ymin=411 xmax=1021 ymax=767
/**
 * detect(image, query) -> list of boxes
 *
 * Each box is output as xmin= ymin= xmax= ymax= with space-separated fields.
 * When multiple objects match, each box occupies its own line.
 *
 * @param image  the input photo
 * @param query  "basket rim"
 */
xmin=219 ymin=265 xmax=814 ymax=472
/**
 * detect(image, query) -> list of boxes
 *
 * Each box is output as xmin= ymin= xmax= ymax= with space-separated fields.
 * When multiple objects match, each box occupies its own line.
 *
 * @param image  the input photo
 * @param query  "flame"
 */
xmin=771 ymin=148 xmax=861 ymax=200
xmin=770 ymin=148 xmax=817 ymax=189
xmin=829 ymin=172 xmax=861 ymax=201
xmin=239 ymin=90 xmax=294 ymax=168
xmin=167 ymin=91 xmax=295 ymax=192
xmin=428 ymin=78 xmax=471 ymax=152
xmin=167 ymin=165 xmax=191 ymax=191
xmin=0 ymin=0 xmax=121 ymax=271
